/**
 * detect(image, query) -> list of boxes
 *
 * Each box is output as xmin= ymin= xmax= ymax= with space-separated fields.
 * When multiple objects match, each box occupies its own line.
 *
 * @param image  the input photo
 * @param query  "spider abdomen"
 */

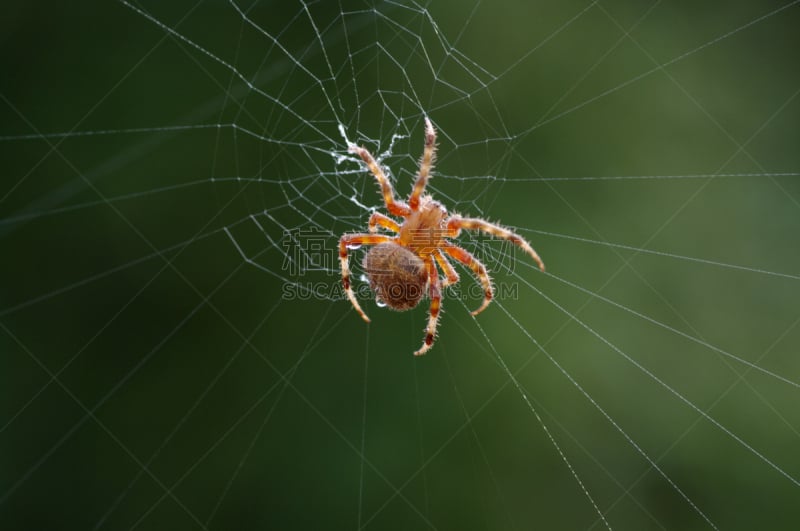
xmin=363 ymin=243 xmax=428 ymax=311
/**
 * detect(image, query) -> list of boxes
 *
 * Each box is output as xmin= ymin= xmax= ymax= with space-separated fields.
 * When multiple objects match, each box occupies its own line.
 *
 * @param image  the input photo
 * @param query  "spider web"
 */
xmin=2 ymin=1 xmax=800 ymax=529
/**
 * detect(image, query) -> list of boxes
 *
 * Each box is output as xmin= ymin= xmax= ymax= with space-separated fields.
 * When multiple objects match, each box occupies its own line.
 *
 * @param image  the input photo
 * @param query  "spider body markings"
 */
xmin=340 ymin=117 xmax=545 ymax=356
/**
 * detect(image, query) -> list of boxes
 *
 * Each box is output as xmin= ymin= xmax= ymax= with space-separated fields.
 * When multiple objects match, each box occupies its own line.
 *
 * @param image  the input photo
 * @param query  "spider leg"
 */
xmin=434 ymin=249 xmax=460 ymax=287
xmin=368 ymin=212 xmax=401 ymax=234
xmin=443 ymin=243 xmax=494 ymax=316
xmin=349 ymin=144 xmax=411 ymax=218
xmin=339 ymin=233 xmax=395 ymax=322
xmin=408 ymin=116 xmax=437 ymax=211
xmin=414 ymin=255 xmax=442 ymax=356
xmin=447 ymin=216 xmax=545 ymax=272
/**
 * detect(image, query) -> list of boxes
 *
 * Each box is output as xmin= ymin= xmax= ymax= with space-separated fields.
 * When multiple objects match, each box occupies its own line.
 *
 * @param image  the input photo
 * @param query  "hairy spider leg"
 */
xmin=368 ymin=211 xmax=401 ymax=233
xmin=434 ymin=249 xmax=460 ymax=287
xmin=415 ymin=255 xmax=442 ymax=356
xmin=349 ymin=144 xmax=411 ymax=217
xmin=339 ymin=233 xmax=395 ymax=322
xmin=447 ymin=216 xmax=545 ymax=272
xmin=443 ymin=243 xmax=494 ymax=316
xmin=408 ymin=117 xmax=437 ymax=211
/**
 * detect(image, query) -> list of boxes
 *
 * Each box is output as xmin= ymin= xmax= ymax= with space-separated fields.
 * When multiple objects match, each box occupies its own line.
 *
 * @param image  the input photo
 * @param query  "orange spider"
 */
xmin=340 ymin=117 xmax=545 ymax=356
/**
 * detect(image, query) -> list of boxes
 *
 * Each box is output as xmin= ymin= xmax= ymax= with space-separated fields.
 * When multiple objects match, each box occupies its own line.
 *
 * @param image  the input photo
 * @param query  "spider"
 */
xmin=340 ymin=117 xmax=545 ymax=356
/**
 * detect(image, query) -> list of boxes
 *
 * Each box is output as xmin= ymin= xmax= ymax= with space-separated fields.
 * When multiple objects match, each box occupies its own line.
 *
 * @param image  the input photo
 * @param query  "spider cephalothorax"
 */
xmin=340 ymin=117 xmax=545 ymax=356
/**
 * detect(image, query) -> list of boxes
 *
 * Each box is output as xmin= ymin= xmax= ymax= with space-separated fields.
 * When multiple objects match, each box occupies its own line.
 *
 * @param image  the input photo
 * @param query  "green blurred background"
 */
xmin=2 ymin=1 xmax=799 ymax=529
